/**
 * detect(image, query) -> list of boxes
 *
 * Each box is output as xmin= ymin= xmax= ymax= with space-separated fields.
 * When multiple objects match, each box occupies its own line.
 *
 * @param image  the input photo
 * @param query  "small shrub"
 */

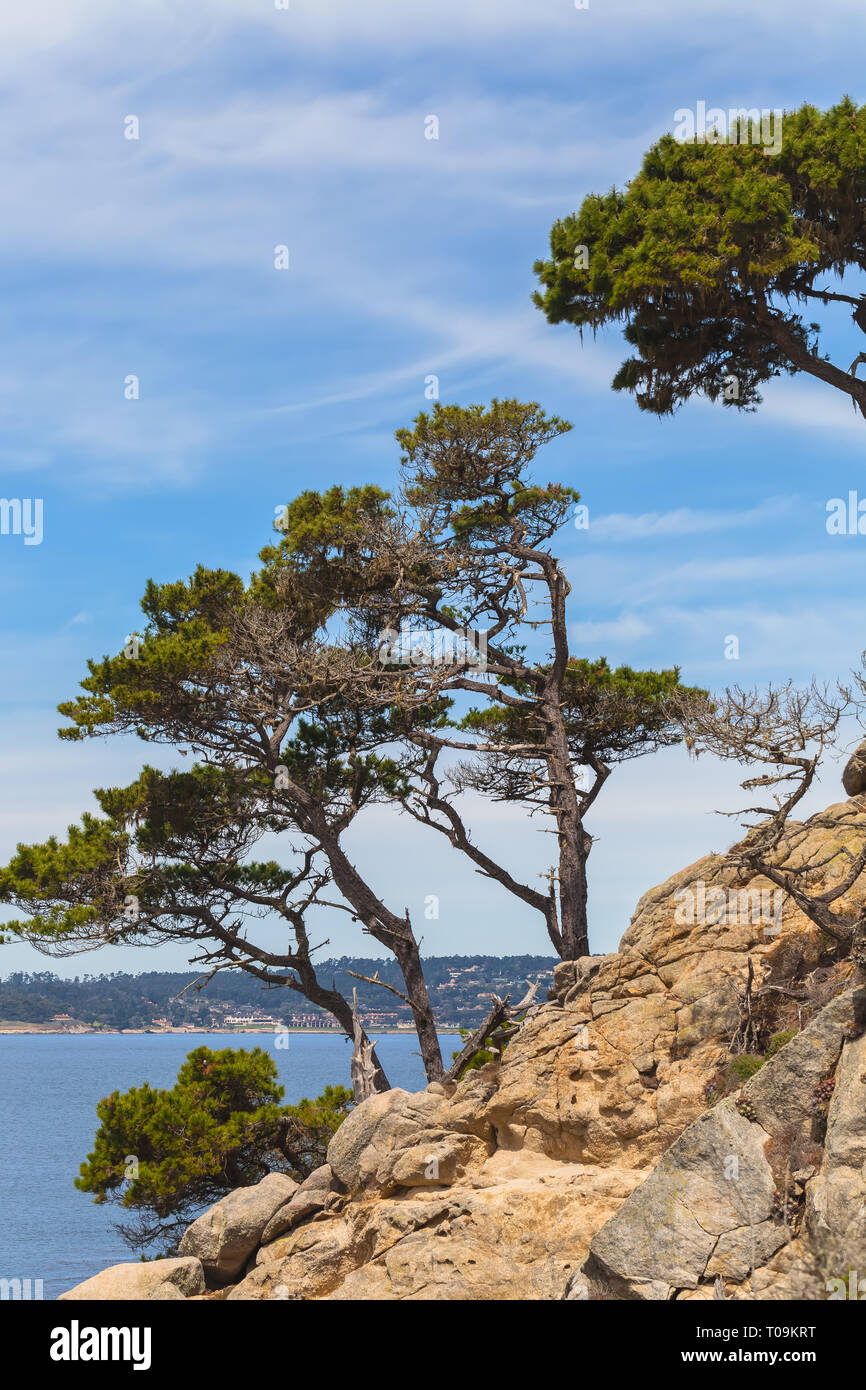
xmin=727 ymin=1053 xmax=764 ymax=1087
xmin=765 ymin=1029 xmax=797 ymax=1059
xmin=771 ymin=1186 xmax=788 ymax=1220
xmin=764 ymin=1122 xmax=823 ymax=1185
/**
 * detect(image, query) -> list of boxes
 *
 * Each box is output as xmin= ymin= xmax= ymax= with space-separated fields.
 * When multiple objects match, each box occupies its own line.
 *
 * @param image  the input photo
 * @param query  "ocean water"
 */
xmin=0 ymin=1031 xmax=458 ymax=1299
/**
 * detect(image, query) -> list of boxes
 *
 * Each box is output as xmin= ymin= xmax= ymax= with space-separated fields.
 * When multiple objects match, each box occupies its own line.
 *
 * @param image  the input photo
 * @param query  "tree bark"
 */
xmin=351 ymin=989 xmax=383 ymax=1103
xmin=306 ymin=809 xmax=445 ymax=1082
xmin=393 ymin=935 xmax=445 ymax=1082
xmin=752 ymin=296 xmax=866 ymax=419
xmin=542 ymin=554 xmax=591 ymax=960
xmin=193 ymin=907 xmax=392 ymax=1094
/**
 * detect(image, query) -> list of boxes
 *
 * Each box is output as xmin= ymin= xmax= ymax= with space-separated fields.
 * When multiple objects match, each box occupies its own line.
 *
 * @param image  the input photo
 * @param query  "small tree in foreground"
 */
xmin=76 ymin=1045 xmax=352 ymax=1255
xmin=534 ymin=97 xmax=866 ymax=418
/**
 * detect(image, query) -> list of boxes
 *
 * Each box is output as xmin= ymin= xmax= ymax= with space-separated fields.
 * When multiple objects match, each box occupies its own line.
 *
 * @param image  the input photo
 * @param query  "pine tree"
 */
xmin=534 ymin=97 xmax=866 ymax=418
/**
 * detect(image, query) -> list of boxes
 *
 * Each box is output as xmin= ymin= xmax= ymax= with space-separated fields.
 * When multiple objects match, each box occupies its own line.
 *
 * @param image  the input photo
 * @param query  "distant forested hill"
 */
xmin=0 ymin=956 xmax=557 ymax=1029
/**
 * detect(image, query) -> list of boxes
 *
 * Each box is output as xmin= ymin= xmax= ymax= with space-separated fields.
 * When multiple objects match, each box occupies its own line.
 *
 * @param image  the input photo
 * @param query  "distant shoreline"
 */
xmin=0 ymin=1023 xmax=451 ymax=1036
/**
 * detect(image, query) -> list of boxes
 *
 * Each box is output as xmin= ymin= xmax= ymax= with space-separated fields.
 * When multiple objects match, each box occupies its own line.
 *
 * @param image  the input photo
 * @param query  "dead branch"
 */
xmin=444 ymin=993 xmax=511 ymax=1082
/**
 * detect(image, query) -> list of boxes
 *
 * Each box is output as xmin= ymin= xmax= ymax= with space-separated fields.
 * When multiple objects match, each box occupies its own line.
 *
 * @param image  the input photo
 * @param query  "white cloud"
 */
xmin=571 ymin=614 xmax=654 ymax=646
xmin=590 ymin=496 xmax=797 ymax=541
xmin=5 ymin=0 xmax=857 ymax=64
xmin=602 ymin=549 xmax=866 ymax=606
xmin=741 ymin=378 xmax=866 ymax=440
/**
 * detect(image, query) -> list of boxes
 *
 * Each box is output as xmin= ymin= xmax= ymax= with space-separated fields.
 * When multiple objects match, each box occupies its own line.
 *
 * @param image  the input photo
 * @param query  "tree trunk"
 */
xmin=270 ymin=973 xmax=390 ymax=1093
xmin=557 ymin=832 xmax=590 ymax=959
xmin=393 ymin=936 xmax=445 ymax=1081
xmin=323 ymin=985 xmax=390 ymax=1095
xmin=191 ymin=913 xmax=393 ymax=1094
xmin=543 ymin=685 xmax=590 ymax=959
xmin=308 ymin=811 xmax=444 ymax=1083
xmin=542 ymin=555 xmax=591 ymax=961
xmin=350 ymin=989 xmax=384 ymax=1103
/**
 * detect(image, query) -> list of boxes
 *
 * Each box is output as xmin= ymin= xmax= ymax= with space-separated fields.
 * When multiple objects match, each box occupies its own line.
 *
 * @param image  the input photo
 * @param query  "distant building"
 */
xmin=224 ymin=1014 xmax=279 ymax=1027
xmin=286 ymin=1013 xmax=340 ymax=1028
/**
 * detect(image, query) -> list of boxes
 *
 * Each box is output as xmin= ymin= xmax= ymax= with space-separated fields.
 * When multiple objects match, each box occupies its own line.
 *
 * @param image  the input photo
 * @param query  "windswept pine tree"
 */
xmin=533 ymin=97 xmax=866 ymax=418
xmin=0 ymin=400 xmax=700 ymax=1083
xmin=271 ymin=400 xmax=703 ymax=960
xmin=0 ymin=557 xmax=443 ymax=1091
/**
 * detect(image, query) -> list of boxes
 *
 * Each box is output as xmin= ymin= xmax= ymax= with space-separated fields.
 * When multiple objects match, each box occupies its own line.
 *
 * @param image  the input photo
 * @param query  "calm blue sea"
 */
xmin=0 ymin=1031 xmax=458 ymax=1300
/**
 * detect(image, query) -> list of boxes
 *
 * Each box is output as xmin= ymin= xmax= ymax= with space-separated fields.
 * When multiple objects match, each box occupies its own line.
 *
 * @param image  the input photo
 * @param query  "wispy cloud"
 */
xmin=571 ymin=614 xmax=655 ymax=646
xmin=589 ymin=496 xmax=798 ymax=541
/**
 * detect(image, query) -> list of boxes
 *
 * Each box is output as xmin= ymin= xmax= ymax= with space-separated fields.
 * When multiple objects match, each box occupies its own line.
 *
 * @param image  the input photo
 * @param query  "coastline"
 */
xmin=0 ymin=1022 xmax=439 ymax=1036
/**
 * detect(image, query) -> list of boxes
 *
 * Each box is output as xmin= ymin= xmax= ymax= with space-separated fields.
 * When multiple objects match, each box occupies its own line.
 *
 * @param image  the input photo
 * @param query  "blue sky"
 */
xmin=1 ymin=0 xmax=865 ymax=975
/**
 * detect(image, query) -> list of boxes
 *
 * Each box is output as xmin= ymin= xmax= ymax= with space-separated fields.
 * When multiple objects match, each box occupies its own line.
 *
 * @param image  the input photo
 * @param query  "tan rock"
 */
xmin=234 ymin=1151 xmax=640 ymax=1301
xmin=59 ymin=1257 xmax=205 ymax=1301
xmin=842 ymin=740 xmax=866 ymax=797
xmin=325 ymin=1076 xmax=494 ymax=1196
xmin=179 ymin=1172 xmax=299 ymax=1281
xmin=66 ymin=800 xmax=866 ymax=1303
xmin=732 ymin=1239 xmax=823 ymax=1300
xmin=260 ymin=1164 xmax=335 ymax=1244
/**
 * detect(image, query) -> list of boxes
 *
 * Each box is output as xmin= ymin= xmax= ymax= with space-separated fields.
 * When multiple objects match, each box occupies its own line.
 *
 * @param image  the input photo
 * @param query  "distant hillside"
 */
xmin=0 ymin=956 xmax=557 ymax=1030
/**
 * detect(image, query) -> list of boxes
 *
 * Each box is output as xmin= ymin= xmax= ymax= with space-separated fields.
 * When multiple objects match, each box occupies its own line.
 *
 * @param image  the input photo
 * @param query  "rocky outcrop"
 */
xmin=58 ymin=1257 xmax=205 ymax=1301
xmin=233 ymin=1149 xmax=639 ymax=1301
xmin=806 ymin=1028 xmax=866 ymax=1276
xmin=575 ymin=987 xmax=860 ymax=1300
xmin=326 ymin=1075 xmax=494 ymax=1195
xmin=260 ymin=1165 xmax=335 ymax=1245
xmin=842 ymin=741 xmax=866 ymax=797
xmin=746 ymin=991 xmax=856 ymax=1139
xmin=59 ymin=800 xmax=866 ymax=1302
xmin=178 ymin=1172 xmax=299 ymax=1282
xmin=576 ymin=1101 xmax=781 ymax=1299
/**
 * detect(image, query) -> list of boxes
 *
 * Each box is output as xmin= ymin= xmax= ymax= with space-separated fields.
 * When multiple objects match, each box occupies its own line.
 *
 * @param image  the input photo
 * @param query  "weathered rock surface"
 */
xmin=576 ymin=986 xmax=861 ymax=1300
xmin=578 ymin=1099 xmax=780 ymax=1299
xmin=326 ymin=1077 xmax=494 ymax=1195
xmin=59 ymin=1257 xmax=205 ymax=1301
xmin=842 ymin=740 xmax=866 ymax=797
xmin=237 ymin=1150 xmax=639 ymax=1301
xmin=70 ymin=800 xmax=866 ymax=1301
xmin=746 ymin=990 xmax=857 ymax=1139
xmin=260 ymin=1165 xmax=335 ymax=1245
xmin=178 ymin=1172 xmax=299 ymax=1281
xmin=806 ymin=1029 xmax=866 ymax=1276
